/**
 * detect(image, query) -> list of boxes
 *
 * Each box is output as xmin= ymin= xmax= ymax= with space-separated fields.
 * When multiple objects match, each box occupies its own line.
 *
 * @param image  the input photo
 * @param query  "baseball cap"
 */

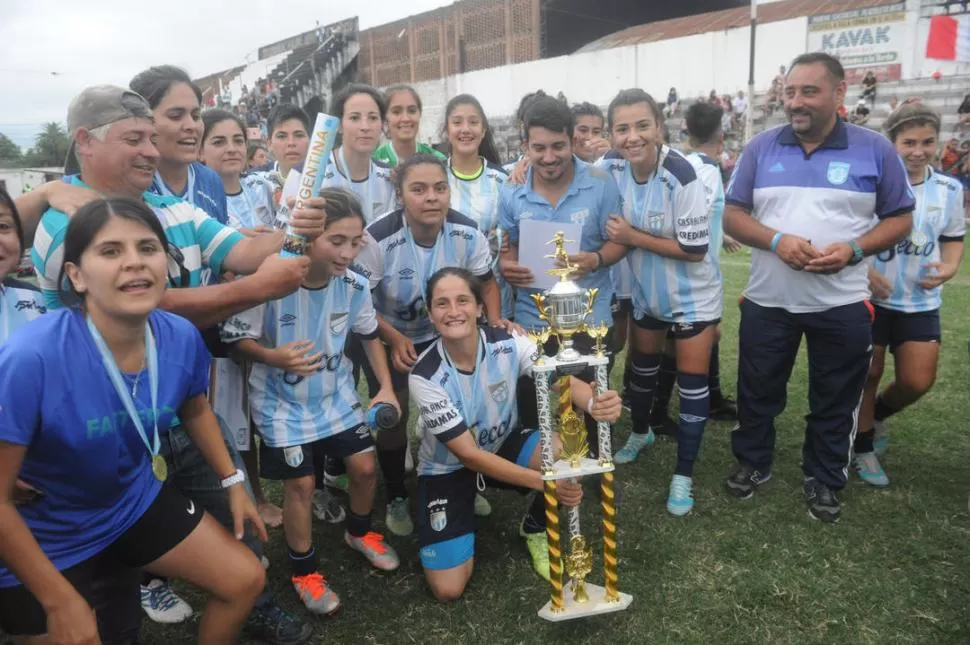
xmin=63 ymin=85 xmax=154 ymax=175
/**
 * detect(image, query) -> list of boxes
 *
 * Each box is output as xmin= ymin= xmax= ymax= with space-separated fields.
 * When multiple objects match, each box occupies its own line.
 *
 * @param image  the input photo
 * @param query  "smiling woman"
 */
xmin=373 ymin=85 xmax=446 ymax=168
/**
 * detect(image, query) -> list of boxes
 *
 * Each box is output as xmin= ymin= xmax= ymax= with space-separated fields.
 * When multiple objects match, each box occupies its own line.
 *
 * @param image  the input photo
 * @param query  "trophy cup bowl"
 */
xmin=545 ymin=280 xmax=592 ymax=364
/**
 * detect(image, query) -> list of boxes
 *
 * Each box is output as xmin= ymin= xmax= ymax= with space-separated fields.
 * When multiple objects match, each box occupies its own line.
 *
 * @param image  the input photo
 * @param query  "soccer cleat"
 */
xmin=853 ymin=452 xmax=889 ymax=487
xmin=474 ymin=493 xmax=492 ymax=517
xmin=323 ymin=472 xmax=349 ymax=493
xmin=385 ymin=497 xmax=414 ymax=536
xmin=666 ymin=474 xmax=694 ymax=516
xmin=140 ymin=579 xmax=193 ymax=624
xmin=614 ymin=429 xmax=656 ymax=464
xmin=345 ymin=531 xmax=400 ymax=571
xmin=724 ymin=464 xmax=772 ymax=500
xmin=804 ymin=477 xmax=840 ymax=523
xmin=519 ymin=519 xmax=551 ymax=582
xmin=291 ymin=572 xmax=341 ymax=616
xmin=312 ymin=488 xmax=346 ymax=524
xmin=709 ymin=396 xmax=738 ymax=422
xmin=244 ymin=598 xmax=314 ymax=645
xmin=873 ymin=420 xmax=889 ymax=457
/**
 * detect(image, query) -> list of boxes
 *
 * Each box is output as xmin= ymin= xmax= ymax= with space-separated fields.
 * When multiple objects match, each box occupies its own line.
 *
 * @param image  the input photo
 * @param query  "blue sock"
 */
xmin=629 ymin=351 xmax=662 ymax=433
xmin=675 ymin=372 xmax=709 ymax=477
xmin=288 ymin=545 xmax=319 ymax=577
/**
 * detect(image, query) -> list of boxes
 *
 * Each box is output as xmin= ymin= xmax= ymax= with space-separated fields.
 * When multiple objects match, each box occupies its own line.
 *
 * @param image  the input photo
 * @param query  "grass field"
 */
xmin=136 ymin=253 xmax=970 ymax=644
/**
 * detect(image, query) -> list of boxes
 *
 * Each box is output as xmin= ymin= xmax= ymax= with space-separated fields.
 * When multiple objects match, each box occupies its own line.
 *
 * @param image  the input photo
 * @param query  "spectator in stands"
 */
xmin=958 ymin=94 xmax=970 ymax=123
xmin=721 ymin=96 xmax=734 ymax=133
xmin=248 ymin=141 xmax=269 ymax=169
xmin=941 ymin=137 xmax=964 ymax=173
xmin=766 ymin=65 xmax=785 ymax=114
xmin=570 ymin=102 xmax=611 ymax=162
xmin=849 ymin=99 xmax=871 ymax=126
xmin=732 ymin=90 xmax=748 ymax=131
xmin=664 ymin=87 xmax=679 ymax=118
xmin=556 ymin=91 xmax=568 ymax=104
xmin=889 ymin=94 xmax=899 ymax=111
xmin=860 ymin=70 xmax=877 ymax=106
xmin=709 ymin=90 xmax=721 ymax=107
xmin=373 ymin=85 xmax=445 ymax=168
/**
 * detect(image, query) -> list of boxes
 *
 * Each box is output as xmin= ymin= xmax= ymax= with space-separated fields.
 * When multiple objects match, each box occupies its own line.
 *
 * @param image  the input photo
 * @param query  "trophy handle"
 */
xmin=532 ymin=292 xmax=549 ymax=323
xmin=585 ymin=287 xmax=599 ymax=318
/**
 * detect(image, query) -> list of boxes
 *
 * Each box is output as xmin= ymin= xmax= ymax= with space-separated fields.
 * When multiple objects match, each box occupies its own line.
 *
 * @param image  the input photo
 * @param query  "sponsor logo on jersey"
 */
xmin=399 ymin=267 xmax=416 ymax=279
xmin=280 ymin=313 xmax=297 ymax=327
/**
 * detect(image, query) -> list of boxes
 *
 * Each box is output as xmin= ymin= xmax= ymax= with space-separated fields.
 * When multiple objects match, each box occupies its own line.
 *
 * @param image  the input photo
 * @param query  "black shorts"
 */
xmin=633 ymin=312 xmax=720 ymax=340
xmin=871 ymin=306 xmax=941 ymax=352
xmin=0 ymin=485 xmax=202 ymax=637
xmin=612 ymin=297 xmax=633 ymax=316
xmin=260 ymin=426 xmax=375 ymax=481
xmin=416 ymin=428 xmax=540 ymax=570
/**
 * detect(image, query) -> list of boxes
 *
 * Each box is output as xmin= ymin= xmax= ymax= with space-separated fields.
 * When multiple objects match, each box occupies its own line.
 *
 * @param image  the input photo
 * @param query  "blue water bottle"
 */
xmin=368 ymin=403 xmax=399 ymax=431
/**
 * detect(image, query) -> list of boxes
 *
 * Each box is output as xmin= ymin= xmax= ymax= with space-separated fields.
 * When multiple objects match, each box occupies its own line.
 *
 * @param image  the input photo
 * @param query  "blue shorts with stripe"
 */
xmin=417 ymin=428 xmax=540 ymax=570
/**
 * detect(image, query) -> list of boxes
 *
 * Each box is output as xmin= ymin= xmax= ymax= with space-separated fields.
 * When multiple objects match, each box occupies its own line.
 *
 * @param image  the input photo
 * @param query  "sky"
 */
xmin=0 ymin=0 xmax=453 ymax=148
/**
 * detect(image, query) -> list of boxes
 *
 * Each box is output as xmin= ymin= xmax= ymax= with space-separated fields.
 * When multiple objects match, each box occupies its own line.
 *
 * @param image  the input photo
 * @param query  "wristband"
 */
xmin=586 ymin=396 xmax=595 ymax=416
xmin=220 ymin=469 xmax=246 ymax=489
xmin=594 ymin=251 xmax=604 ymax=269
xmin=769 ymin=232 xmax=784 ymax=253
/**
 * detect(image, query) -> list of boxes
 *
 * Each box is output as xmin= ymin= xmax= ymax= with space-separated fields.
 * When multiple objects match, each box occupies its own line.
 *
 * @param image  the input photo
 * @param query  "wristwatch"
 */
xmin=220 ymin=469 xmax=247 ymax=489
xmin=847 ymin=240 xmax=865 ymax=266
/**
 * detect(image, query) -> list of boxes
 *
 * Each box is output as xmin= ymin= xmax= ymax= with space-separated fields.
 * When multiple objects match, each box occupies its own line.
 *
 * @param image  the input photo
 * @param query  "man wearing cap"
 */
xmin=28 ymin=86 xmax=321 ymax=645
xmin=722 ymin=53 xmax=914 ymax=523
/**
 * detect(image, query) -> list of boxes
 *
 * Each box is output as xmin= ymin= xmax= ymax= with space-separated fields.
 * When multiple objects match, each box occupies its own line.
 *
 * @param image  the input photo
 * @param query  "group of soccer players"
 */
xmin=0 ymin=53 xmax=963 ymax=645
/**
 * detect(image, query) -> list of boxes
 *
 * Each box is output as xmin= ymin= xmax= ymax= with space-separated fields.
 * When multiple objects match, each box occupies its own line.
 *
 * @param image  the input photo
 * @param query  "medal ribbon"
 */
xmin=87 ymin=317 xmax=160 ymax=466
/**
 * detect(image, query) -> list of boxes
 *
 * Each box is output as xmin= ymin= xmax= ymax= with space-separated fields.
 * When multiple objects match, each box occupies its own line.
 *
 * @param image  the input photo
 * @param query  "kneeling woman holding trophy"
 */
xmin=409 ymin=267 xmax=622 ymax=601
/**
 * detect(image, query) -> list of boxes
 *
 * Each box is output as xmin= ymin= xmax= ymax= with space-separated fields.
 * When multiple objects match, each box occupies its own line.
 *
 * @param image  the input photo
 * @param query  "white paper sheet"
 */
xmin=518 ymin=220 xmax=583 ymax=291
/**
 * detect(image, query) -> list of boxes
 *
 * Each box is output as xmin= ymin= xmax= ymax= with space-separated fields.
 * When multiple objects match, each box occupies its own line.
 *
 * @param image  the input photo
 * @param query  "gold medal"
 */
xmin=152 ymin=455 xmax=168 ymax=482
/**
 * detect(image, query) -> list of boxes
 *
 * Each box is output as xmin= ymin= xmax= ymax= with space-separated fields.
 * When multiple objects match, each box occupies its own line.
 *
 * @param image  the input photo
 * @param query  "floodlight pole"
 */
xmin=745 ymin=0 xmax=757 ymax=143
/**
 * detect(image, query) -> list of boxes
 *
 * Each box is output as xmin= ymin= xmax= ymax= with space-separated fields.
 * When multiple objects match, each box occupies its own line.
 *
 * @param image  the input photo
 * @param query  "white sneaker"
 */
xmin=140 ymin=579 xmax=193 ymax=624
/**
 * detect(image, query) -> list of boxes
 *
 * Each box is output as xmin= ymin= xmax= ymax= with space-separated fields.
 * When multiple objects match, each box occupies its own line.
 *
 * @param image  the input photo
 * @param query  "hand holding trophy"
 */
xmin=529 ymin=232 xmax=632 ymax=621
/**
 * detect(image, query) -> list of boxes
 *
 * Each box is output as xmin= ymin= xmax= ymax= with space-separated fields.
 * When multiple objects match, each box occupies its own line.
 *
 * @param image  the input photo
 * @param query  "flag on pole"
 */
xmin=926 ymin=15 xmax=970 ymax=62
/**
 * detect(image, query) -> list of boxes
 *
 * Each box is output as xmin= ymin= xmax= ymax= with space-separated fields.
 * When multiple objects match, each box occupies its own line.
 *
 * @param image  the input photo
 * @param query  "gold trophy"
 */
xmin=530 ymin=232 xmax=633 ymax=621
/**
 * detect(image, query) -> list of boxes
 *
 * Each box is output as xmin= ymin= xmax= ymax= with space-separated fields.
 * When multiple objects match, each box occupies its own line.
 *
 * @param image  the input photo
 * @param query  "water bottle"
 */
xmin=368 ymin=403 xmax=399 ymax=431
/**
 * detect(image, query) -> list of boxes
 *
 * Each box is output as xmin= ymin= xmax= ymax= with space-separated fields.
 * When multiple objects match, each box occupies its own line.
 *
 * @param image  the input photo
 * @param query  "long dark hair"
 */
xmin=441 ymin=94 xmax=502 ymax=166
xmin=201 ymin=109 xmax=247 ymax=148
xmin=395 ymin=153 xmax=448 ymax=196
xmin=129 ymin=65 xmax=203 ymax=109
xmin=59 ymin=198 xmax=168 ymax=303
xmin=0 ymin=186 xmax=24 ymax=256
xmin=426 ymin=266 xmax=485 ymax=309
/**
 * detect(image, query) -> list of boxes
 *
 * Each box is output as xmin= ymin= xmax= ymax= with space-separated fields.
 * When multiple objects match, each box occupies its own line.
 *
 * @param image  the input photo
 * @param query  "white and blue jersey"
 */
xmin=150 ymin=161 xmax=229 ymax=225
xmin=410 ymin=328 xmax=537 ymax=476
xmin=0 ymin=309 xmax=210 ymax=588
xmin=726 ymin=120 xmax=916 ymax=313
xmin=221 ymin=270 xmax=379 ymax=448
xmin=597 ymin=148 xmax=720 ymax=324
xmin=871 ymin=167 xmax=966 ymax=313
xmin=227 ymin=174 xmax=277 ymax=230
xmin=353 ymin=209 xmax=494 ymax=344
xmin=31 ymin=176 xmax=244 ymax=310
xmin=686 ymin=152 xmax=727 ymax=258
xmin=499 ymin=158 xmax=619 ymax=329
xmin=1 ymin=278 xmax=46 ymax=343
xmin=448 ymin=159 xmax=514 ymax=318
xmin=321 ymin=150 xmax=397 ymax=224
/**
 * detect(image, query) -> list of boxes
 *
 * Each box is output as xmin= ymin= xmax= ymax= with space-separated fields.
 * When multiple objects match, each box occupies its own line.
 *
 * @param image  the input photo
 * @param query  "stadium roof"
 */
xmin=578 ymin=0 xmax=895 ymax=52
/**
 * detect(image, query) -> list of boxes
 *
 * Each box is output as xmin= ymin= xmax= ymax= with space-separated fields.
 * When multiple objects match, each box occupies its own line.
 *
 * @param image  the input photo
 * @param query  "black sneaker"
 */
xmin=709 ymin=397 xmax=738 ymax=422
xmin=724 ymin=464 xmax=772 ymax=499
xmin=245 ymin=599 xmax=313 ymax=645
xmin=804 ymin=478 xmax=840 ymax=523
xmin=648 ymin=414 xmax=679 ymax=437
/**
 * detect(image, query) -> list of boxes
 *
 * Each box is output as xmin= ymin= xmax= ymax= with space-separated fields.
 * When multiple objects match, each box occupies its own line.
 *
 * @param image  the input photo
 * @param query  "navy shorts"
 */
xmin=871 ymin=306 xmax=941 ymax=352
xmin=417 ymin=428 xmax=541 ymax=570
xmin=612 ymin=297 xmax=633 ymax=316
xmin=633 ymin=312 xmax=720 ymax=339
xmin=260 ymin=425 xmax=375 ymax=481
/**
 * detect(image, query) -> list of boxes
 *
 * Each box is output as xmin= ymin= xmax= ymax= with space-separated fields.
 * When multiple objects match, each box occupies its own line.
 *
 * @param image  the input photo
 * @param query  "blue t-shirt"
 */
xmin=150 ymin=162 xmax=229 ymax=225
xmin=498 ymin=158 xmax=620 ymax=329
xmin=0 ymin=309 xmax=211 ymax=588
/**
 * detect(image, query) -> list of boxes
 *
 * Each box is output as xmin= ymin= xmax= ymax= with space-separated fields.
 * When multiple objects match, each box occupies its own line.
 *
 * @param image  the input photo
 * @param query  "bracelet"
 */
xmin=220 ymin=469 xmax=246 ymax=489
xmin=769 ymin=232 xmax=784 ymax=253
xmin=594 ymin=250 xmax=604 ymax=269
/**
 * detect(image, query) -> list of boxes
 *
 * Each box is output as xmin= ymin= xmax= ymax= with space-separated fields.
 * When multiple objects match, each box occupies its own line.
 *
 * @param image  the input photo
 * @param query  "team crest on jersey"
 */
xmin=826 ymin=162 xmax=851 ymax=186
xmin=570 ymin=208 xmax=589 ymax=224
xmin=648 ymin=211 xmax=666 ymax=232
xmin=329 ymin=312 xmax=349 ymax=335
xmin=489 ymin=382 xmax=509 ymax=404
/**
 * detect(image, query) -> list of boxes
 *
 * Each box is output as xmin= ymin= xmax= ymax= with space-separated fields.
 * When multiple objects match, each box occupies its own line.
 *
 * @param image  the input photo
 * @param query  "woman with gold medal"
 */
xmin=0 ymin=199 xmax=267 ymax=644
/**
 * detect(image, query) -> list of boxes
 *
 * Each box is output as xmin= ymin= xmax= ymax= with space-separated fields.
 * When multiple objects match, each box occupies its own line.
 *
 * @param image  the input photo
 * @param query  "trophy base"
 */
xmin=542 ymin=456 xmax=615 ymax=481
xmin=537 ymin=583 xmax=633 ymax=622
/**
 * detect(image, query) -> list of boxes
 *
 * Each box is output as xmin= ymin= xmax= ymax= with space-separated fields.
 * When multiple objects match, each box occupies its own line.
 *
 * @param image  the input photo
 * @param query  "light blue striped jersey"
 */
xmin=228 ymin=174 xmax=277 ymax=230
xmin=352 ymin=209 xmax=494 ymax=344
xmin=871 ymin=167 xmax=966 ymax=313
xmin=448 ymin=159 xmax=514 ymax=318
xmin=499 ymin=158 xmax=619 ymax=329
xmin=31 ymin=176 xmax=244 ymax=310
xmin=321 ymin=150 xmax=397 ymax=224
xmin=410 ymin=327 xmax=537 ymax=476
xmin=1 ymin=279 xmax=46 ymax=344
xmin=221 ymin=270 xmax=378 ymax=447
xmin=598 ymin=147 xmax=721 ymax=324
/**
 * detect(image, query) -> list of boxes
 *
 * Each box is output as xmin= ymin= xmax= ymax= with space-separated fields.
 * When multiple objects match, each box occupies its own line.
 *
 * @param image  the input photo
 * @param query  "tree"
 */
xmin=0 ymin=133 xmax=23 ymax=168
xmin=23 ymin=122 xmax=69 ymax=168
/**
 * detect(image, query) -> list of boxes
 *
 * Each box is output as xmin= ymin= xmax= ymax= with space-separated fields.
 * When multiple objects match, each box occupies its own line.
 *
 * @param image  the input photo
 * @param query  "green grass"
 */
xmin=143 ymin=254 xmax=970 ymax=644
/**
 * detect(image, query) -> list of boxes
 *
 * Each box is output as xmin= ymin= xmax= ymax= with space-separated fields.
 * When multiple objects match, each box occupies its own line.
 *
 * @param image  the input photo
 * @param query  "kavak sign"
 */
xmin=807 ymin=2 xmax=907 ymax=83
